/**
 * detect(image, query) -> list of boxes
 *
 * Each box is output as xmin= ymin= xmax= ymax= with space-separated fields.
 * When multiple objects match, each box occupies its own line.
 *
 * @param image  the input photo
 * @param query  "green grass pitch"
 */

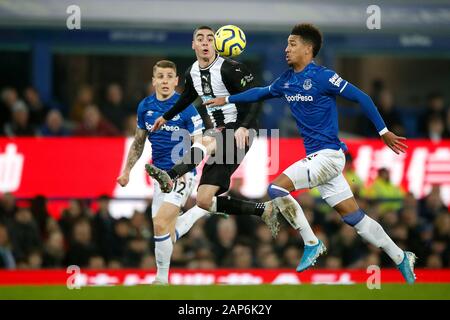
xmin=1 ymin=284 xmax=450 ymax=300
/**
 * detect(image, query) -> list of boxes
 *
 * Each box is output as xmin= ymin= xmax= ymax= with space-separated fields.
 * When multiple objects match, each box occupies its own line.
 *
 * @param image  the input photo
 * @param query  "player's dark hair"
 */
xmin=193 ymin=25 xmax=215 ymax=38
xmin=290 ymin=23 xmax=323 ymax=57
xmin=153 ymin=60 xmax=177 ymax=75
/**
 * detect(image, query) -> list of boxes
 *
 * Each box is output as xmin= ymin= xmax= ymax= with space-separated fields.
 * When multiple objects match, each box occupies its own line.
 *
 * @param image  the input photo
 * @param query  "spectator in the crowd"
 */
xmin=88 ymin=255 xmax=106 ymax=269
xmin=65 ymin=218 xmax=97 ymax=267
xmin=361 ymin=168 xmax=405 ymax=214
xmin=73 ymin=104 xmax=120 ymax=136
xmin=23 ymin=87 xmax=48 ymax=126
xmin=419 ymin=92 xmax=447 ymax=137
xmin=0 ymin=87 xmax=19 ymax=127
xmin=130 ymin=210 xmax=152 ymax=240
xmin=39 ymin=109 xmax=71 ymax=136
xmin=225 ymin=241 xmax=254 ymax=268
xmin=100 ymin=83 xmax=133 ymax=131
xmin=123 ymin=237 xmax=150 ymax=268
xmin=171 ymin=241 xmax=187 ymax=267
xmin=282 ymin=244 xmax=301 ymax=268
xmin=324 ymin=255 xmax=343 ymax=269
xmin=358 ymin=88 xmax=404 ymax=137
xmin=211 ymin=217 xmax=237 ymax=265
xmin=0 ymin=223 xmax=15 ymax=269
xmin=59 ymin=199 xmax=91 ymax=240
xmin=377 ymin=89 xmax=405 ymax=136
xmin=123 ymin=114 xmax=137 ymax=137
xmin=3 ymin=101 xmax=37 ymax=137
xmin=10 ymin=208 xmax=41 ymax=261
xmin=400 ymin=207 xmax=423 ymax=258
xmin=329 ymin=225 xmax=367 ymax=268
xmin=92 ymin=195 xmax=115 ymax=260
xmin=27 ymin=249 xmax=43 ymax=269
xmin=30 ymin=195 xmax=54 ymax=239
xmin=42 ymin=231 xmax=65 ymax=268
xmin=255 ymin=222 xmax=273 ymax=245
xmin=419 ymin=185 xmax=447 ymax=222
xmin=110 ymin=218 xmax=132 ymax=261
xmin=433 ymin=212 xmax=450 ymax=266
xmin=426 ymin=254 xmax=443 ymax=269
xmin=182 ymin=220 xmax=210 ymax=254
xmin=70 ymin=85 xmax=94 ymax=122
xmin=140 ymin=254 xmax=156 ymax=269
xmin=426 ymin=114 xmax=446 ymax=142
xmin=259 ymin=251 xmax=281 ymax=269
xmin=445 ymin=108 xmax=450 ymax=138
xmin=369 ymin=78 xmax=385 ymax=107
xmin=343 ymin=153 xmax=364 ymax=197
xmin=227 ymin=177 xmax=260 ymax=237
xmin=255 ymin=243 xmax=274 ymax=267
xmin=0 ymin=192 xmax=18 ymax=224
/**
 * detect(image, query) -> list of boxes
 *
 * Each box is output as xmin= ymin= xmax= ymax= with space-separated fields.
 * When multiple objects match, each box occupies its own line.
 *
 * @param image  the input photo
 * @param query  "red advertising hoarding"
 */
xmin=0 ymin=138 xmax=449 ymax=218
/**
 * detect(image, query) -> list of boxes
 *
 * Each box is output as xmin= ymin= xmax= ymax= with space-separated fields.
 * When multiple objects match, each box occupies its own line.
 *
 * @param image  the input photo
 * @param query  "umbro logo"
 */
xmin=146 ymin=110 xmax=154 ymax=116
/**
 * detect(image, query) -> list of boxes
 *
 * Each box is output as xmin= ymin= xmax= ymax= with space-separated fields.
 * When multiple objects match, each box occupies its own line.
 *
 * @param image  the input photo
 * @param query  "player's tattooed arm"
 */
xmin=117 ymin=128 xmax=147 ymax=187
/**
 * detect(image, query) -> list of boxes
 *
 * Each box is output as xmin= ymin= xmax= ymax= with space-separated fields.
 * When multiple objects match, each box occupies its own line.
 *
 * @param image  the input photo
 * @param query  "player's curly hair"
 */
xmin=290 ymin=23 xmax=323 ymax=57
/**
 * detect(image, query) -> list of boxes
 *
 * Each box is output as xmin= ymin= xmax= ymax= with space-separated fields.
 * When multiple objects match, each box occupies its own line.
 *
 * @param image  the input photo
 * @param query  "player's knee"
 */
xmin=153 ymin=215 xmax=170 ymax=235
xmin=196 ymin=194 xmax=213 ymax=211
xmin=342 ymin=209 xmax=365 ymax=227
xmin=267 ymin=183 xmax=290 ymax=199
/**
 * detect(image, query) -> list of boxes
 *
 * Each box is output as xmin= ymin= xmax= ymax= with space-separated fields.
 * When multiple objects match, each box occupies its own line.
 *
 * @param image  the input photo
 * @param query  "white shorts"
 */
xmin=151 ymin=171 xmax=196 ymax=218
xmin=283 ymin=148 xmax=354 ymax=207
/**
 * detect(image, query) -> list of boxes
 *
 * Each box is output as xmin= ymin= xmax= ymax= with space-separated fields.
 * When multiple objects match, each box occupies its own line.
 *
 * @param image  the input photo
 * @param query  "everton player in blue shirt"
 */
xmin=117 ymin=60 xmax=207 ymax=284
xmin=206 ymin=24 xmax=416 ymax=283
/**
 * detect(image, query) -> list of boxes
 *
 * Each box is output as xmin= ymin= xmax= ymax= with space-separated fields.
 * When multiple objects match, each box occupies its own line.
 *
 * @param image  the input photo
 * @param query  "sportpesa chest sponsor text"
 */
xmin=145 ymin=114 xmax=202 ymax=132
xmin=146 ymin=122 xmax=180 ymax=132
xmin=284 ymin=94 xmax=314 ymax=102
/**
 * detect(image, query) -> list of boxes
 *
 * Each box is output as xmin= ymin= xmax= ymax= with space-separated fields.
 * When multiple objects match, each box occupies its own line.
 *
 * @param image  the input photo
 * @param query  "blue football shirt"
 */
xmin=268 ymin=61 xmax=350 ymax=155
xmin=137 ymin=93 xmax=204 ymax=171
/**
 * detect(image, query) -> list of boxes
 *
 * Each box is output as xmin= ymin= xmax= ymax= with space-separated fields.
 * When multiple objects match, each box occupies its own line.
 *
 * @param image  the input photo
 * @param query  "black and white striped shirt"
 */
xmin=163 ymin=55 xmax=259 ymax=129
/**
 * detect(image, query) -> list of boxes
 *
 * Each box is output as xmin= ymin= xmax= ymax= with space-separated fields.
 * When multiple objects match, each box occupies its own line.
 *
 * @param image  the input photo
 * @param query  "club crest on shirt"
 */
xmin=303 ymin=79 xmax=312 ymax=90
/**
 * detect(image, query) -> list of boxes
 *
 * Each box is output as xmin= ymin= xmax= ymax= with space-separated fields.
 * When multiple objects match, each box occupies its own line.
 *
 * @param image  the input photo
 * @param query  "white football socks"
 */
xmin=175 ymin=205 xmax=209 ymax=239
xmin=154 ymin=233 xmax=173 ymax=283
xmin=354 ymin=215 xmax=404 ymax=265
xmin=277 ymin=194 xmax=319 ymax=246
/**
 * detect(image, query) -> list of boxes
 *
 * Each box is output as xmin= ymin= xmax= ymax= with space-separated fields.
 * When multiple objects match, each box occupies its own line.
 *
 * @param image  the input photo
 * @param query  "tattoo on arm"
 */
xmin=124 ymin=129 xmax=147 ymax=172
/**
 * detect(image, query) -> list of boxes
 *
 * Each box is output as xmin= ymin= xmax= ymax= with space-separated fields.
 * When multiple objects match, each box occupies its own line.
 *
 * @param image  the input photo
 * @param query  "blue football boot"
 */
xmin=296 ymin=240 xmax=327 ymax=272
xmin=397 ymin=251 xmax=417 ymax=284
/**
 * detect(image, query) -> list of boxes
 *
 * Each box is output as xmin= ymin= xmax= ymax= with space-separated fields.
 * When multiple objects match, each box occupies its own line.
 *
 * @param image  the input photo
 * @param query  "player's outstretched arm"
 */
xmin=204 ymin=86 xmax=274 ymax=107
xmin=339 ymin=82 xmax=408 ymax=154
xmin=117 ymin=128 xmax=148 ymax=187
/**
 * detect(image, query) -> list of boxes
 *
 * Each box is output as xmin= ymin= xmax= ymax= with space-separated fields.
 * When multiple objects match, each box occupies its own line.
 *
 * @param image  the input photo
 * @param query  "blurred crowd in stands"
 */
xmin=1 ymin=81 xmax=450 ymax=139
xmin=1 ymin=163 xmax=449 ymax=270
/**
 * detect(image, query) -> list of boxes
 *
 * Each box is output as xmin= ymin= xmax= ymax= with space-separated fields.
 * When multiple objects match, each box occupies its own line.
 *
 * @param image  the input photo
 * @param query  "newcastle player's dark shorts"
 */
xmin=199 ymin=123 xmax=253 ymax=195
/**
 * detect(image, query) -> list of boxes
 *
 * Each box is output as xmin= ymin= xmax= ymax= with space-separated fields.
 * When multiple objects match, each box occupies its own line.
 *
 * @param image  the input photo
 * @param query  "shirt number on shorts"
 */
xmin=173 ymin=180 xmax=186 ymax=195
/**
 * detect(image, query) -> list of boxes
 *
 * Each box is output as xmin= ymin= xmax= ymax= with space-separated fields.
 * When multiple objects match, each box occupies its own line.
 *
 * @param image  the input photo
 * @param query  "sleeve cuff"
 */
xmin=225 ymin=96 xmax=230 ymax=104
xmin=378 ymin=127 xmax=389 ymax=136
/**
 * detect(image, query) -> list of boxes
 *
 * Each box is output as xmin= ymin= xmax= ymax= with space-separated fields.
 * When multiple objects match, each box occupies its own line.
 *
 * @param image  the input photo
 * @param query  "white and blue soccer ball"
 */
xmin=214 ymin=25 xmax=246 ymax=57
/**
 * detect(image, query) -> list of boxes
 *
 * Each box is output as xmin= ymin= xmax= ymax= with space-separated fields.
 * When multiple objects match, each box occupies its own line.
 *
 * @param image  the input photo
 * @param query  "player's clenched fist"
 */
xmin=117 ymin=172 xmax=130 ymax=187
xmin=151 ymin=116 xmax=167 ymax=132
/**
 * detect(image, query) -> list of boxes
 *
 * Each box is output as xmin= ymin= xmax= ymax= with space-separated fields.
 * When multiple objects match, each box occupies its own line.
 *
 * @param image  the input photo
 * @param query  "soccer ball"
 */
xmin=214 ymin=25 xmax=246 ymax=57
